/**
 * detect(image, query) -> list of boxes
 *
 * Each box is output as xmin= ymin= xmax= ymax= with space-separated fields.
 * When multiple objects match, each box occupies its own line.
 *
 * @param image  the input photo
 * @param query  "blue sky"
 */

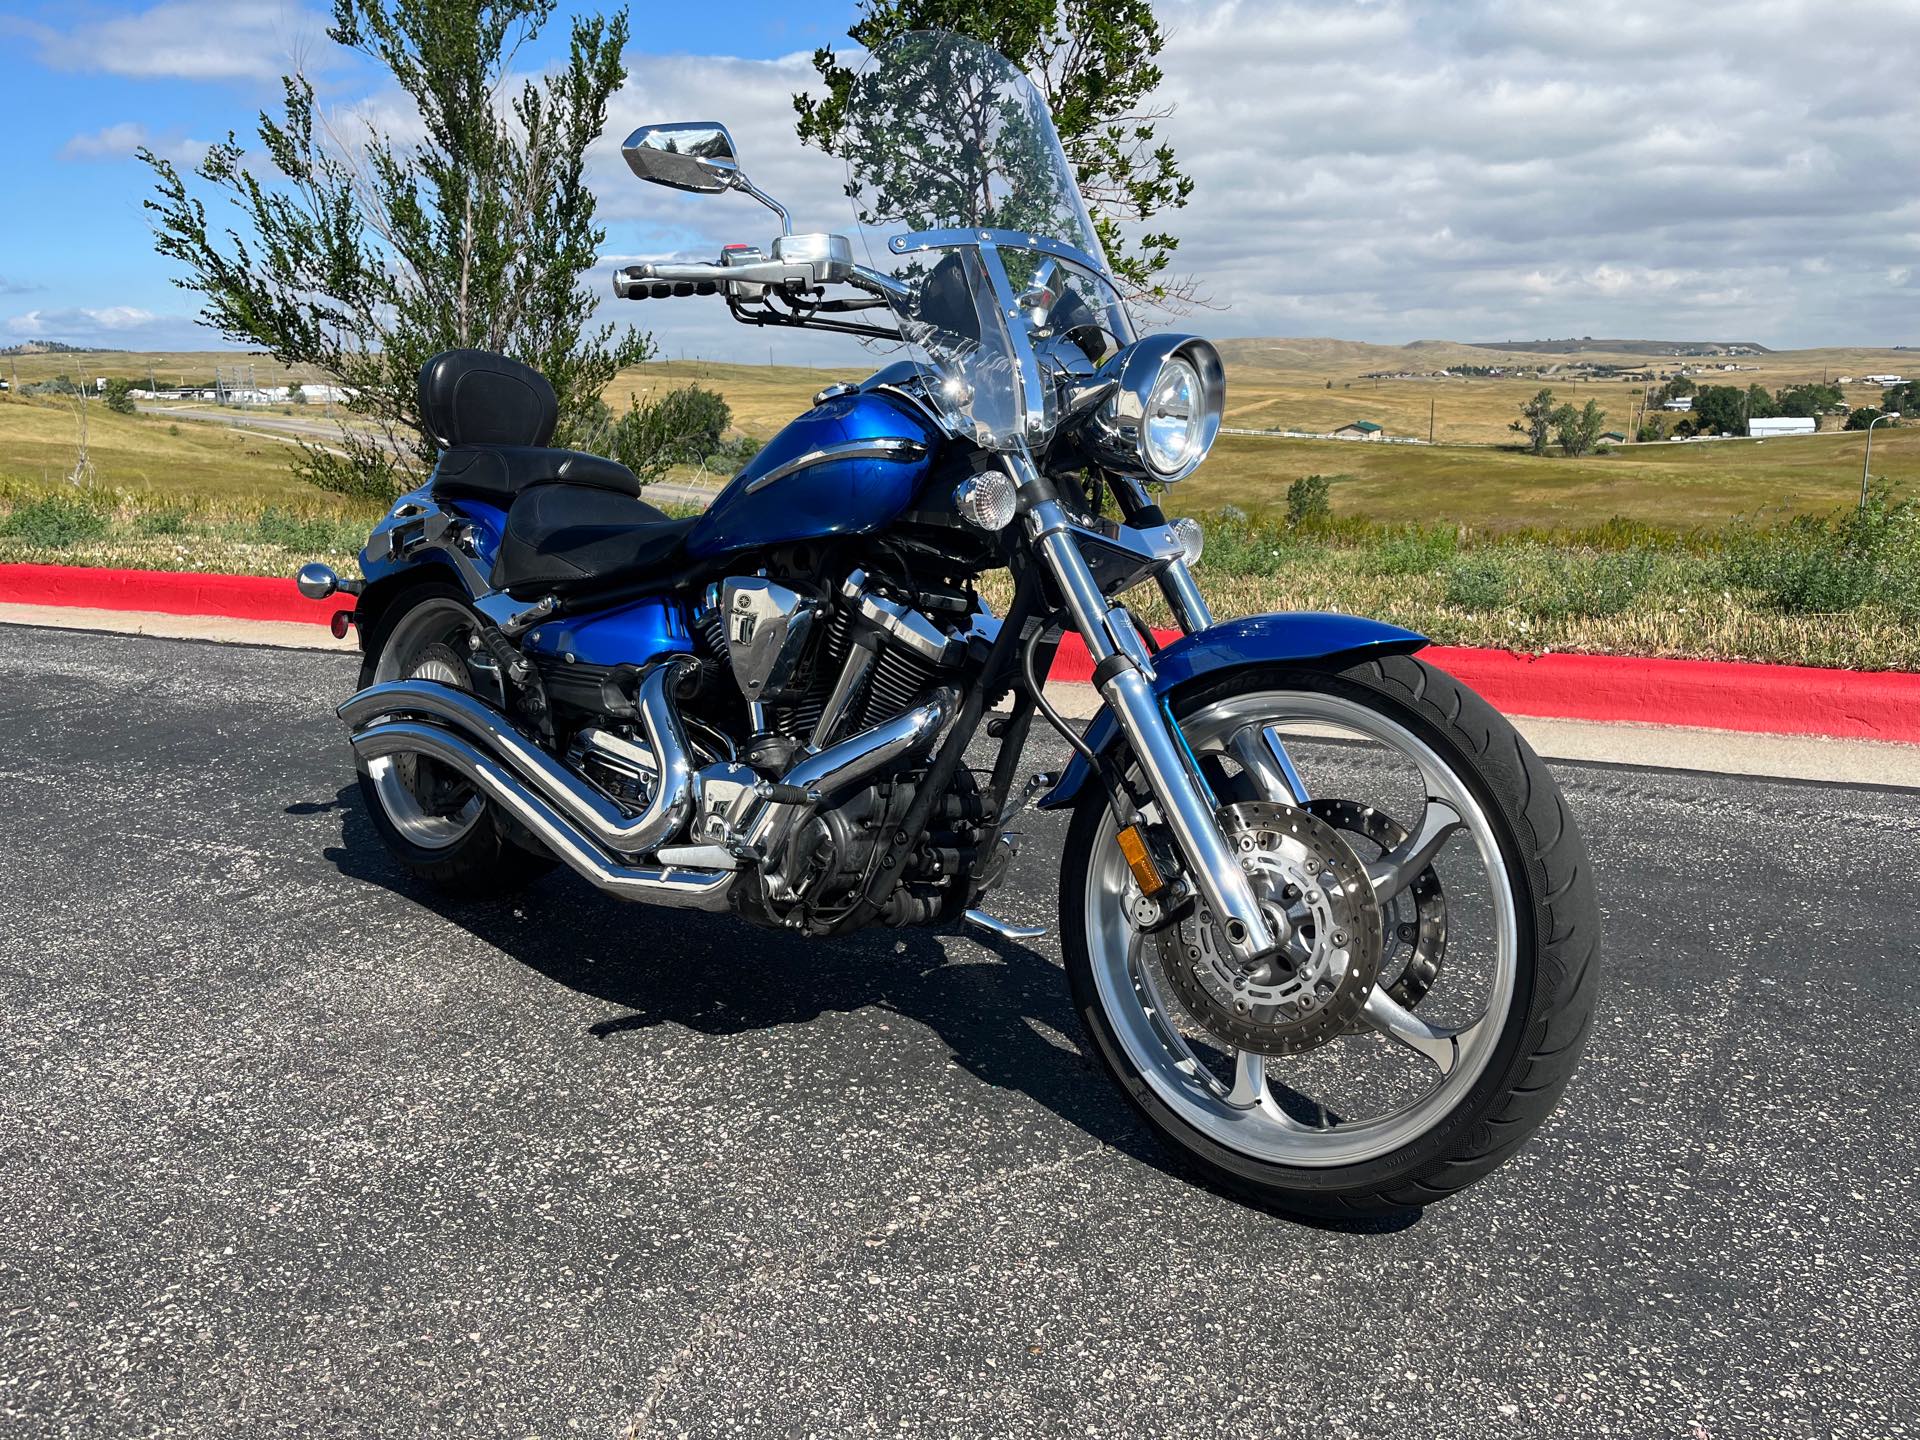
xmin=2 ymin=1 xmax=1915 ymax=361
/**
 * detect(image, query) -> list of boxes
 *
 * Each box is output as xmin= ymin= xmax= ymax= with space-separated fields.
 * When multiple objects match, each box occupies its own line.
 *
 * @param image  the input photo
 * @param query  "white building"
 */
xmin=1662 ymin=397 xmax=1695 ymax=411
xmin=1749 ymin=417 xmax=1816 ymax=438
xmin=1865 ymin=374 xmax=1905 ymax=385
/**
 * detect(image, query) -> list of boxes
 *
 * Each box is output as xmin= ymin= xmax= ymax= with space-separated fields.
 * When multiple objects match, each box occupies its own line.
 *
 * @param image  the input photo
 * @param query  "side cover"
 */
xmin=1035 ymin=612 xmax=1428 ymax=810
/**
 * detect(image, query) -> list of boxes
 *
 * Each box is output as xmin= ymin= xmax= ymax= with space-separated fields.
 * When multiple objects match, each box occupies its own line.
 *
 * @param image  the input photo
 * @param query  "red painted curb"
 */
xmin=2 ymin=564 xmax=1914 ymax=744
xmin=1047 ymin=631 xmax=1920 ymax=745
xmin=0 ymin=563 xmax=352 ymax=625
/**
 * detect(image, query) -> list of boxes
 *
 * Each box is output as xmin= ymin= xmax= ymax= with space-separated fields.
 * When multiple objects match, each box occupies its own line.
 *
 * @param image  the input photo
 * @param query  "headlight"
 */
xmin=953 ymin=468 xmax=1018 ymax=530
xmin=1082 ymin=335 xmax=1224 ymax=483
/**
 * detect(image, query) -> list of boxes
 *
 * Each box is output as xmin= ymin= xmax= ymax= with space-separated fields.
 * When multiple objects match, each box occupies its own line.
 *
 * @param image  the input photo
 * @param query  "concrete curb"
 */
xmin=5 ymin=563 xmax=1918 ymax=744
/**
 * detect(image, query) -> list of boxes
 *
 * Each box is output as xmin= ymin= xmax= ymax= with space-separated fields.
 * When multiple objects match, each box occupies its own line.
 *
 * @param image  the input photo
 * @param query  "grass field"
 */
xmin=6 ymin=342 xmax=1919 ymax=670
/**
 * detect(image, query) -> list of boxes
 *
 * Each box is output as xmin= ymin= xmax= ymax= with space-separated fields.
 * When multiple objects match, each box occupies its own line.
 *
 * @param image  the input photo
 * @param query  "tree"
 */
xmin=1744 ymin=384 xmax=1777 ymax=422
xmin=1845 ymin=407 xmax=1891 ymax=431
xmin=795 ymin=1 xmax=1195 ymax=301
xmin=1776 ymin=382 xmax=1842 ymax=427
xmin=142 ymin=0 xmax=651 ymax=499
xmin=1691 ymin=384 xmax=1746 ymax=435
xmin=1552 ymin=398 xmax=1606 ymax=457
xmin=1637 ymin=412 xmax=1669 ymax=443
xmin=1656 ymin=375 xmax=1696 ymax=404
xmin=1510 ymin=388 xmax=1556 ymax=455
xmin=288 ymin=382 xmax=307 ymax=406
xmin=1884 ymin=380 xmax=1920 ymax=415
xmin=102 ymin=378 xmax=138 ymax=415
xmin=574 ymin=384 xmax=735 ymax=481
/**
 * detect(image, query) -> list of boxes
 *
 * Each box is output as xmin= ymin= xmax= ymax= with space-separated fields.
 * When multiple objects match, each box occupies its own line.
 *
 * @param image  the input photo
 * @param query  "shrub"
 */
xmin=0 ymin=494 xmax=110 ymax=547
xmin=1723 ymin=488 xmax=1920 ymax=617
xmin=1285 ymin=473 xmax=1333 ymax=529
xmin=1445 ymin=554 xmax=1514 ymax=611
xmin=133 ymin=507 xmax=191 ymax=537
xmin=1367 ymin=524 xmax=1458 ymax=577
xmin=254 ymin=507 xmax=351 ymax=551
xmin=103 ymin=378 xmax=137 ymax=415
xmin=1541 ymin=548 xmax=1656 ymax=618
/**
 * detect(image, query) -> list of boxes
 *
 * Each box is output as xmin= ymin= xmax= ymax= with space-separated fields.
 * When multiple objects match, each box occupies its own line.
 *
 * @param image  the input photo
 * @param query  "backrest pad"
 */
xmin=417 ymin=349 xmax=557 ymax=449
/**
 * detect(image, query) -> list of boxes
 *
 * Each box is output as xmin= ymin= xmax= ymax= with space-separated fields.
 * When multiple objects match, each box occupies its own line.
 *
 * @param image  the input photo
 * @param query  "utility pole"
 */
xmin=1428 ymin=395 xmax=1435 ymax=444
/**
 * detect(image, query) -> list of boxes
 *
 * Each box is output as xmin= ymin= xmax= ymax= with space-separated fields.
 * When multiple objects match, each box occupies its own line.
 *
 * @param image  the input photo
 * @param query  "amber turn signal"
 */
xmin=1115 ymin=824 xmax=1164 ymax=895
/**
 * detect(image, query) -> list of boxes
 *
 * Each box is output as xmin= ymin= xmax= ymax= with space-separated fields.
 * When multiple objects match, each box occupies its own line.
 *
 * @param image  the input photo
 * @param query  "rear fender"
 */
xmin=1034 ymin=612 xmax=1427 ymax=810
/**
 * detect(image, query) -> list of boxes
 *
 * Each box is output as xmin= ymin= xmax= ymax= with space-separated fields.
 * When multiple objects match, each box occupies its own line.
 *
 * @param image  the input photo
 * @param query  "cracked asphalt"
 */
xmin=0 ymin=623 xmax=1915 ymax=1439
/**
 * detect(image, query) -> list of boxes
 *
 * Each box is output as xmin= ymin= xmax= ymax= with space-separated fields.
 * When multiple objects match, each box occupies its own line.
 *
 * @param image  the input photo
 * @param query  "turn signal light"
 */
xmin=953 ymin=468 xmax=1018 ymax=531
xmin=1115 ymin=824 xmax=1165 ymax=895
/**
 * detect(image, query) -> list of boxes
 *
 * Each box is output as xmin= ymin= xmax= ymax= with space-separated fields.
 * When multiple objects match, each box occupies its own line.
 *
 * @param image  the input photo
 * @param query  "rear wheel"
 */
xmin=354 ymin=581 xmax=555 ymax=894
xmin=1060 ymin=655 xmax=1600 ymax=1218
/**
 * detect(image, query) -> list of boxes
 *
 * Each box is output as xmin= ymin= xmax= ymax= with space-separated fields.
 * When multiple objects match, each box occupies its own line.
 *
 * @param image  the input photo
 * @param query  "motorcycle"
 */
xmin=304 ymin=31 xmax=1599 ymax=1216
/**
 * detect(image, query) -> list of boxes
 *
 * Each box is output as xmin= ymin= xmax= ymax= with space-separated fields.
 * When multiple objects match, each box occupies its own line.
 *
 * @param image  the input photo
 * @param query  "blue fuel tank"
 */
xmin=684 ymin=388 xmax=942 ymax=560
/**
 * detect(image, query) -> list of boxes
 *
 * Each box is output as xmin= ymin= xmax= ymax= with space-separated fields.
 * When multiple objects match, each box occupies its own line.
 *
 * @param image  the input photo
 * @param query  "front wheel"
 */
xmin=1061 ymin=654 xmax=1600 ymax=1218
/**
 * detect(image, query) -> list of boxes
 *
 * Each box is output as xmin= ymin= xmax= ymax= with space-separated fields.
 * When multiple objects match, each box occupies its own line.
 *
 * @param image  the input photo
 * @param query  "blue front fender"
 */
xmin=1034 ymin=612 xmax=1427 ymax=811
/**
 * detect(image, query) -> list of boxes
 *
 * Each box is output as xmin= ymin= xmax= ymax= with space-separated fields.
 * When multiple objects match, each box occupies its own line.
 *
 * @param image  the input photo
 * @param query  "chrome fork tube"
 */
xmin=1157 ymin=558 xmax=1214 ymax=634
xmin=1023 ymin=487 xmax=1277 ymax=965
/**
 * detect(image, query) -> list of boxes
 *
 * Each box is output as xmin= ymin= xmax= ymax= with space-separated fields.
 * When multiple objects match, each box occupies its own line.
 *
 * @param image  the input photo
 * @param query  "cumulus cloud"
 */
xmin=1 ymin=307 xmax=209 ymax=349
xmin=61 ymin=123 xmax=209 ymax=166
xmin=582 ymin=0 xmax=1918 ymax=356
xmin=24 ymin=1 xmax=337 ymax=83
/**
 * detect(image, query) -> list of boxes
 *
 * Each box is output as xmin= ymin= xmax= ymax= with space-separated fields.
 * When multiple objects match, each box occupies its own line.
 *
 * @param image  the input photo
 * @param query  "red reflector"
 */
xmin=330 ymin=609 xmax=354 ymax=639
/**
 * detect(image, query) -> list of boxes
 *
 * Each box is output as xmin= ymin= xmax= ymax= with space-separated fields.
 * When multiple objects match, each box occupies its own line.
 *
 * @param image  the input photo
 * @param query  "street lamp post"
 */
xmin=1861 ymin=411 xmax=1903 ymax=508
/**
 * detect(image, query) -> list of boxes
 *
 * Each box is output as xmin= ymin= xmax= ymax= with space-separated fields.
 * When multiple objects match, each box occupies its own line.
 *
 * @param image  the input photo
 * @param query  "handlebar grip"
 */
xmin=614 ymin=267 xmax=720 ymax=301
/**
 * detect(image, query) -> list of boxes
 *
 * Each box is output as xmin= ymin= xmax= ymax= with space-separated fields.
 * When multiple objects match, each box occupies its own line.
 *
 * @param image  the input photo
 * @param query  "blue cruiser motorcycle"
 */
xmin=308 ymin=32 xmax=1598 ymax=1216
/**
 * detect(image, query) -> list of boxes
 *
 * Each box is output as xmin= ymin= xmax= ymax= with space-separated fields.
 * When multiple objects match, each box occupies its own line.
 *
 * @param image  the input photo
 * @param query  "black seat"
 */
xmin=492 ymin=482 xmax=696 ymax=598
xmin=419 ymin=349 xmax=642 ymax=505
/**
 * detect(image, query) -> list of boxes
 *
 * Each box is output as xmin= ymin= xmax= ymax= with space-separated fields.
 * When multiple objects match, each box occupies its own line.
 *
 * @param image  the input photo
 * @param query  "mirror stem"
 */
xmin=733 ymin=175 xmax=792 ymax=234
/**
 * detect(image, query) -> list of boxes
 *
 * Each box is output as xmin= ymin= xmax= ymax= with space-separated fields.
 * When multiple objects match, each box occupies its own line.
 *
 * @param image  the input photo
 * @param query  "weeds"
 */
xmin=0 ymin=494 xmax=110 ymax=547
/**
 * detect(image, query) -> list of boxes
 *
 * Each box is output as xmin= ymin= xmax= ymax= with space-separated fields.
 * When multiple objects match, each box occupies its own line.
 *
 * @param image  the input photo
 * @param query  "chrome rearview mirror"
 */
xmin=621 ymin=122 xmax=740 ymax=193
xmin=621 ymin=121 xmax=792 ymax=232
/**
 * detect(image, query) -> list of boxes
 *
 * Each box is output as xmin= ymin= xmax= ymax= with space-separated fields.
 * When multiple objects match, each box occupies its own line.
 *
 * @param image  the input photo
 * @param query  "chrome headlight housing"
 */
xmin=1082 ymin=335 xmax=1225 ymax=483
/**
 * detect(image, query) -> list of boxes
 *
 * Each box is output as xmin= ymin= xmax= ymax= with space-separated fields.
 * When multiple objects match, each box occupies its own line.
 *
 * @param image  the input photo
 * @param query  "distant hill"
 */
xmin=0 ymin=340 xmax=87 ymax=356
xmin=1465 ymin=339 xmax=1772 ymax=357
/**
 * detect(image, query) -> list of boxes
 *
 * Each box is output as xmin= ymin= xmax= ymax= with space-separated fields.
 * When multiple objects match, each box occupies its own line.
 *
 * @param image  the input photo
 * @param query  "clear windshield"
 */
xmin=840 ymin=31 xmax=1134 ymax=451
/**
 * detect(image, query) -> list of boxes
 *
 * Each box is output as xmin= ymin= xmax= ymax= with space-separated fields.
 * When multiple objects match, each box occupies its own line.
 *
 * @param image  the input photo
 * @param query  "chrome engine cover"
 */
xmin=722 ymin=577 xmax=823 ymax=702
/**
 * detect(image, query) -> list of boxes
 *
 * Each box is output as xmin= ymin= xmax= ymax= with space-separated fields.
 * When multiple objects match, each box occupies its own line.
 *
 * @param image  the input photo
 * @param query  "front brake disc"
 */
xmin=1152 ymin=801 xmax=1383 ymax=1056
xmin=1305 ymin=797 xmax=1447 ymax=1014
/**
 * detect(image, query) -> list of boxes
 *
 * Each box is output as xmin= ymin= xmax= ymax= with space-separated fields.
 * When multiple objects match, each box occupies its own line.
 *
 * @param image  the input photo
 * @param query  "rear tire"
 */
xmin=1060 ymin=655 xmax=1600 ymax=1219
xmin=354 ymin=580 xmax=556 ymax=896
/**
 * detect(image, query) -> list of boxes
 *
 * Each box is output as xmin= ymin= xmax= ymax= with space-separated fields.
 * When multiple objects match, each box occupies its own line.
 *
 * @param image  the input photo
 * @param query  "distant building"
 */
xmin=1662 ymin=398 xmax=1695 ymax=411
xmin=1332 ymin=420 xmax=1384 ymax=441
xmin=1865 ymin=374 xmax=1905 ymax=385
xmin=1599 ymin=431 xmax=1627 ymax=443
xmin=1750 ymin=417 xmax=1816 ymax=438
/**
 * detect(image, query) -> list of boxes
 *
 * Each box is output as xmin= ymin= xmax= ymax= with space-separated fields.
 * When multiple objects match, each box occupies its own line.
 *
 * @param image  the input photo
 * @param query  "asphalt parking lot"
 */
xmin=1 ymin=623 xmax=1915 ymax=1438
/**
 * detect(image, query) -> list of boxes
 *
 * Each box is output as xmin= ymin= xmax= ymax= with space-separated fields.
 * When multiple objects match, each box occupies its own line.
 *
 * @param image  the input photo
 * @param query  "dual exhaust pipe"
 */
xmin=337 ymin=658 xmax=947 ymax=911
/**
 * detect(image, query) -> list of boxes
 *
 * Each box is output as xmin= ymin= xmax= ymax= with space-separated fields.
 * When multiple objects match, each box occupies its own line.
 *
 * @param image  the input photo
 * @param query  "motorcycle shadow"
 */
xmin=316 ymin=784 xmax=1419 ymax=1232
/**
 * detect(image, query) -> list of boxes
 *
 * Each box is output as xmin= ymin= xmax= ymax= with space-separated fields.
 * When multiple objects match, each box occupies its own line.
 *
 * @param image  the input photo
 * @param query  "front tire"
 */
xmin=354 ymin=580 xmax=556 ymax=896
xmin=1060 ymin=655 xmax=1600 ymax=1218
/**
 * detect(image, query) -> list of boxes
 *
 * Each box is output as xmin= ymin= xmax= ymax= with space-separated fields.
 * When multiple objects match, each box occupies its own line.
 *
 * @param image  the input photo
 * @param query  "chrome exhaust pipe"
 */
xmin=350 ymin=720 xmax=735 ymax=911
xmin=338 ymin=657 xmax=695 ymax=857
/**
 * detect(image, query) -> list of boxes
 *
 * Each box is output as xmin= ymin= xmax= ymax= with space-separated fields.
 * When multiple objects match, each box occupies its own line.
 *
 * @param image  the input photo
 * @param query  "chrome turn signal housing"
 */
xmin=953 ymin=468 xmax=1018 ymax=531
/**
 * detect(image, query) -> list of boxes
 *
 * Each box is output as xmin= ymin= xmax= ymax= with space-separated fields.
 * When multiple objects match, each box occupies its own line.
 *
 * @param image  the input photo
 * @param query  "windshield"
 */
xmin=840 ymin=31 xmax=1134 ymax=451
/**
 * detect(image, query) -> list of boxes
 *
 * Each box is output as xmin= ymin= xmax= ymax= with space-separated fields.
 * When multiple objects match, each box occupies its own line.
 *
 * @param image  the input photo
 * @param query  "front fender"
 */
xmin=1034 ymin=612 xmax=1426 ymax=811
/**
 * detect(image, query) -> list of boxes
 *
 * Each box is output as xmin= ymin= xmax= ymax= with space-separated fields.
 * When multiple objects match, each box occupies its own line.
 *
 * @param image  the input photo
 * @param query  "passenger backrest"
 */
xmin=417 ymin=349 xmax=557 ymax=449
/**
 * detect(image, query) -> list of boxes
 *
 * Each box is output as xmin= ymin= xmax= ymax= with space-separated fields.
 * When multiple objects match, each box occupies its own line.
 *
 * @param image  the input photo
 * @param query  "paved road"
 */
xmin=1 ymin=625 xmax=1914 ymax=1439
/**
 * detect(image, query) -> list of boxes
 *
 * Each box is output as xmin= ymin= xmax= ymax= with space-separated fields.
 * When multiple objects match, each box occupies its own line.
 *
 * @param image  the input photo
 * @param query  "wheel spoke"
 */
xmin=1366 ymin=797 xmax=1463 ymax=905
xmin=1227 ymin=723 xmax=1310 ymax=804
xmin=1358 ymin=986 xmax=1482 ymax=1077
xmin=1225 ymin=1048 xmax=1267 ymax=1107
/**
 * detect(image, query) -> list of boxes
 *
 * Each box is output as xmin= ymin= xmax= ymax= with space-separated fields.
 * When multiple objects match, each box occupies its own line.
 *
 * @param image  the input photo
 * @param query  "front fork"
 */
xmin=1021 ymin=480 xmax=1280 ymax=967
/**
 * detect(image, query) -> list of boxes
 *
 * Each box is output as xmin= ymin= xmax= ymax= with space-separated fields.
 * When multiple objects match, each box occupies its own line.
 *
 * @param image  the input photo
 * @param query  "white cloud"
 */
xmin=4 ymin=308 xmax=180 ymax=346
xmin=26 ymin=1 xmax=337 ymax=83
xmin=61 ymin=123 xmax=209 ymax=166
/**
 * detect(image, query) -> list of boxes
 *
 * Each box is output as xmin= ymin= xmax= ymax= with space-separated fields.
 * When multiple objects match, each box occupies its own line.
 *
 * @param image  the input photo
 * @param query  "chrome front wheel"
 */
xmin=1060 ymin=655 xmax=1600 ymax=1216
